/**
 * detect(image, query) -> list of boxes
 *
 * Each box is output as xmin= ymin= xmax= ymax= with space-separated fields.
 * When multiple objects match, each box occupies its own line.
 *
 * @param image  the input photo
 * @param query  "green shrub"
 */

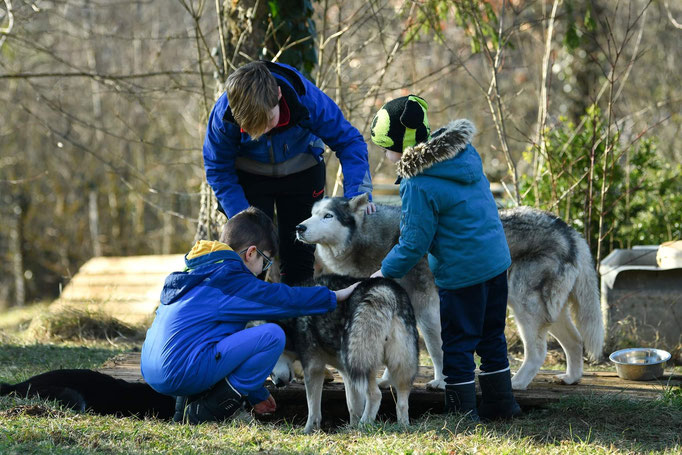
xmin=519 ymin=105 xmax=681 ymax=260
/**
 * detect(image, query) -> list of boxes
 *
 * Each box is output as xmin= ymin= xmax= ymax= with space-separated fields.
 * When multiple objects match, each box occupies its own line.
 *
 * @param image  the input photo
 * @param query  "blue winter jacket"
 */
xmin=380 ymin=120 xmax=511 ymax=290
xmin=141 ymin=240 xmax=336 ymax=400
xmin=203 ymin=61 xmax=373 ymax=217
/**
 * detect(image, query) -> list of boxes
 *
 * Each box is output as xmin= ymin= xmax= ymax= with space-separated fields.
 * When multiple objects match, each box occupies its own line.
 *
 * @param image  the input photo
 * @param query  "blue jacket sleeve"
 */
xmin=202 ymin=94 xmax=250 ymax=218
xmin=298 ymin=78 xmax=373 ymax=200
xmin=381 ymin=180 xmax=438 ymax=279
xmin=247 ymin=386 xmax=270 ymax=405
xmin=214 ymin=272 xmax=337 ymax=321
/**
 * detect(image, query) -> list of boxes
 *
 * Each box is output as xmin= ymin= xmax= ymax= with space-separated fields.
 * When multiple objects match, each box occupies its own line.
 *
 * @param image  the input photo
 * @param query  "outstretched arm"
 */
xmin=202 ymin=94 xmax=250 ymax=217
xmin=381 ymin=183 xmax=438 ymax=279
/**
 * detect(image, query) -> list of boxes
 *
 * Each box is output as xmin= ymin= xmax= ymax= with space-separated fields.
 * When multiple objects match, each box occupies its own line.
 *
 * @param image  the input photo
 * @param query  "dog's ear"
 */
xmin=348 ymin=193 xmax=369 ymax=213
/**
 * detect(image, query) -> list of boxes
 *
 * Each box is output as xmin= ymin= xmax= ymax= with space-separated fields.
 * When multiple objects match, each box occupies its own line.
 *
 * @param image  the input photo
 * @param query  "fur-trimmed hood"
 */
xmin=395 ymin=119 xmax=477 ymax=180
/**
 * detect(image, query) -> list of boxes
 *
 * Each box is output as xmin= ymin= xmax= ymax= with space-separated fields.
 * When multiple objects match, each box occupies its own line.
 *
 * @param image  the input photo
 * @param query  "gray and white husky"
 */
xmin=296 ymin=195 xmax=445 ymax=390
xmin=295 ymin=195 xmax=604 ymax=391
xmin=273 ymin=275 xmax=419 ymax=433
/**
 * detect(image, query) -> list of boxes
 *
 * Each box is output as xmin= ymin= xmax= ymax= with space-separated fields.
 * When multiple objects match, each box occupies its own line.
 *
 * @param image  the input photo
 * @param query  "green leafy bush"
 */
xmin=519 ymin=105 xmax=681 ymax=260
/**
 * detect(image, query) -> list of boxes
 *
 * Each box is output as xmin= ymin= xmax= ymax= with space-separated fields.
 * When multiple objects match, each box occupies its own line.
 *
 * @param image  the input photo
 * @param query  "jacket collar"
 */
xmin=184 ymin=240 xmax=238 ymax=270
xmin=395 ymin=119 xmax=476 ymax=179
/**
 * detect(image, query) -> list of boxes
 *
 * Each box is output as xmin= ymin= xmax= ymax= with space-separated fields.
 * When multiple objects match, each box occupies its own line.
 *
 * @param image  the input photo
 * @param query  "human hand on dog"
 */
xmin=370 ymin=269 xmax=384 ymax=278
xmin=366 ymin=202 xmax=377 ymax=214
xmin=253 ymin=394 xmax=277 ymax=415
xmin=334 ymin=281 xmax=360 ymax=302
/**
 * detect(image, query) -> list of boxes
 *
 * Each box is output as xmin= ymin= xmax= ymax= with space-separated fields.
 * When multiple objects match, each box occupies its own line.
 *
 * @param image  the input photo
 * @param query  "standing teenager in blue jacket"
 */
xmin=369 ymin=96 xmax=520 ymax=421
xmin=141 ymin=207 xmax=358 ymax=424
xmin=203 ymin=61 xmax=375 ymax=285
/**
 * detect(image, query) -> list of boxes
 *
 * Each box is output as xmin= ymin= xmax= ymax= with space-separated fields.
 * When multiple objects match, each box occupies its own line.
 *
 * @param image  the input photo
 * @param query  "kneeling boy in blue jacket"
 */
xmin=141 ymin=207 xmax=358 ymax=424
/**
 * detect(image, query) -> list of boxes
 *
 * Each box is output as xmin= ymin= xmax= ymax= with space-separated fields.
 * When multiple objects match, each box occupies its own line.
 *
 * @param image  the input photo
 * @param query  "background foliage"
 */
xmin=1 ymin=0 xmax=680 ymax=308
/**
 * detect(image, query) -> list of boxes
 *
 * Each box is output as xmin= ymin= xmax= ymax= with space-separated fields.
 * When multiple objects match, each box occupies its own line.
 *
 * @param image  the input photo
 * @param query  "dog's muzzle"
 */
xmin=295 ymin=224 xmax=307 ymax=241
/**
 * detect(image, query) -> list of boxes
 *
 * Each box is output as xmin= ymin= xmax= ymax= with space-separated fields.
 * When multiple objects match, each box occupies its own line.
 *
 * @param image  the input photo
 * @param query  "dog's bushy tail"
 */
xmin=343 ymin=284 xmax=397 ymax=384
xmin=571 ymin=239 xmax=604 ymax=362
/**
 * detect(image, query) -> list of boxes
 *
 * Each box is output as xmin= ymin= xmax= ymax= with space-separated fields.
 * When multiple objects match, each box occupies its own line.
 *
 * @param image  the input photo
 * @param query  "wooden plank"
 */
xmin=51 ymin=255 xmax=184 ymax=326
xmin=76 ymin=255 xmax=185 ymax=275
xmin=99 ymin=352 xmax=681 ymax=412
xmin=63 ymin=274 xmax=172 ymax=286
xmin=60 ymin=285 xmax=165 ymax=301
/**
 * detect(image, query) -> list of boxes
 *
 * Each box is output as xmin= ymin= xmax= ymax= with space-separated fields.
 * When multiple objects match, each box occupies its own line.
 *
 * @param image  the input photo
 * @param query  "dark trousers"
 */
xmin=439 ymin=271 xmax=510 ymax=384
xmin=236 ymin=161 xmax=325 ymax=285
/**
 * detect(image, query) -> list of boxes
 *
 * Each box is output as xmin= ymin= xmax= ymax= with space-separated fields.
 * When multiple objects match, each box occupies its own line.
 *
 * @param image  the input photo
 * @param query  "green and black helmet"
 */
xmin=370 ymin=95 xmax=430 ymax=153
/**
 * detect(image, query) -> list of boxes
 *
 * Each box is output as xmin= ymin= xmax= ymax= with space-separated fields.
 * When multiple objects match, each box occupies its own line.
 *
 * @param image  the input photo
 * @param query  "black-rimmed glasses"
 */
xmin=239 ymin=247 xmax=273 ymax=272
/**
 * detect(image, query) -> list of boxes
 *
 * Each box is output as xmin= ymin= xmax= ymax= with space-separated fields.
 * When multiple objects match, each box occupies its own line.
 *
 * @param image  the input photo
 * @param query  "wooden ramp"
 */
xmin=99 ymin=352 xmax=681 ymax=424
xmin=52 ymin=255 xmax=185 ymax=326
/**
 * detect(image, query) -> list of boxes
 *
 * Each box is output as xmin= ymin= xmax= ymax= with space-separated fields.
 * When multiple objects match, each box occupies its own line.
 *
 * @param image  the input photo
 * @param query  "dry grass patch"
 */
xmin=26 ymin=307 xmax=146 ymax=343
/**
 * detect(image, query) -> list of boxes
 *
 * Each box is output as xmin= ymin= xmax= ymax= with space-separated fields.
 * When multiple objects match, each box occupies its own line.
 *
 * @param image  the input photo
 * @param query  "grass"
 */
xmin=1 ymin=395 xmax=681 ymax=454
xmin=1 ymin=305 xmax=681 ymax=454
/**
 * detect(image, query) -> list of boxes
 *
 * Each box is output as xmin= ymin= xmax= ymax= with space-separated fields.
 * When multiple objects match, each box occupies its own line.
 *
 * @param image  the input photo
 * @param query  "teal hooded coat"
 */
xmin=380 ymin=119 xmax=511 ymax=289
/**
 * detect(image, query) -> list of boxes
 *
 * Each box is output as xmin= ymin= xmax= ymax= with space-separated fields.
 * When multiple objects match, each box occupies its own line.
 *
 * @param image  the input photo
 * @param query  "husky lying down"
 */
xmin=0 ymin=369 xmax=175 ymax=419
xmin=296 ymin=194 xmax=604 ymax=390
xmin=272 ymin=274 xmax=419 ymax=433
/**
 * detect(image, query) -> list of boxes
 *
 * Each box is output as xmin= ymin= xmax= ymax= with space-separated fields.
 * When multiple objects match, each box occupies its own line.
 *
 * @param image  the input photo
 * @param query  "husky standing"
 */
xmin=296 ymin=163 xmax=603 ymax=395
xmin=295 ymin=196 xmax=445 ymax=390
xmin=500 ymin=206 xmax=603 ymax=389
xmin=273 ymin=275 xmax=419 ymax=433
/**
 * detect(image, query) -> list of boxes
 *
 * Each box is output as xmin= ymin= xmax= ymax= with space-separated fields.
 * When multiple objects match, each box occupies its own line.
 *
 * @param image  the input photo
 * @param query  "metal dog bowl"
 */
xmin=609 ymin=348 xmax=671 ymax=381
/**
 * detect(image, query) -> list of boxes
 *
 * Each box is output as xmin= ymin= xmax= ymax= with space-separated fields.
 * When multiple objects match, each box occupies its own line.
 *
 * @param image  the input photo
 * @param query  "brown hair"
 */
xmin=219 ymin=206 xmax=279 ymax=256
xmin=226 ymin=62 xmax=279 ymax=140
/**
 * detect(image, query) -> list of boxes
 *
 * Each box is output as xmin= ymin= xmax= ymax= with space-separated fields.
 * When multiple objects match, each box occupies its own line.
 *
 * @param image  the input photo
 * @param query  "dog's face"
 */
xmin=295 ymin=195 xmax=369 ymax=247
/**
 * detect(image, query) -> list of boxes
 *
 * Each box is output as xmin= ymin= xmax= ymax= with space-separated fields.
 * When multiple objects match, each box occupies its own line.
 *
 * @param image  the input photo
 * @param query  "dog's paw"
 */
xmin=554 ymin=373 xmax=580 ymax=385
xmin=425 ymin=378 xmax=446 ymax=390
xmin=303 ymin=423 xmax=320 ymax=434
xmin=358 ymin=417 xmax=378 ymax=427
xmin=511 ymin=377 xmax=529 ymax=390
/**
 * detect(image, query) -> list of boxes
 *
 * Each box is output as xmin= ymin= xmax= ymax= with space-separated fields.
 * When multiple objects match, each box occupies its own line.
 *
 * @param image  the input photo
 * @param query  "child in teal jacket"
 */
xmin=370 ymin=95 xmax=520 ymax=421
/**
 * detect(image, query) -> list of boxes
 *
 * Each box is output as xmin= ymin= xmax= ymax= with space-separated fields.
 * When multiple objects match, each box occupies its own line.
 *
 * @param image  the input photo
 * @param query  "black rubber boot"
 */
xmin=444 ymin=382 xmax=479 ymax=421
xmin=477 ymin=369 xmax=522 ymax=421
xmin=184 ymin=378 xmax=245 ymax=424
xmin=172 ymin=396 xmax=189 ymax=423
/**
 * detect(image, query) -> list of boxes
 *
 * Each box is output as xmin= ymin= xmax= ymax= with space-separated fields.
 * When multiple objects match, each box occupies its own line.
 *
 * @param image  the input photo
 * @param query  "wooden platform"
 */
xmin=100 ymin=352 xmax=681 ymax=419
xmin=51 ymin=255 xmax=185 ymax=325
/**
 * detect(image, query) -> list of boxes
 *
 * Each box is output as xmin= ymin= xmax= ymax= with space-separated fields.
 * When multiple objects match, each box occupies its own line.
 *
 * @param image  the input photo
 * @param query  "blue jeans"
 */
xmin=439 ymin=271 xmax=510 ymax=384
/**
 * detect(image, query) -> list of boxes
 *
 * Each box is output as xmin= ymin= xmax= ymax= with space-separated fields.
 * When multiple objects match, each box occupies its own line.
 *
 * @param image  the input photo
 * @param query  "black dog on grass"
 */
xmin=0 ymin=369 xmax=175 ymax=419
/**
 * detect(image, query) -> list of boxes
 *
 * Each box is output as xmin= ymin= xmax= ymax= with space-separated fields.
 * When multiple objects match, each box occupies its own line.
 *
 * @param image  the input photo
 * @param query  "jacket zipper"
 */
xmin=267 ymin=134 xmax=275 ymax=164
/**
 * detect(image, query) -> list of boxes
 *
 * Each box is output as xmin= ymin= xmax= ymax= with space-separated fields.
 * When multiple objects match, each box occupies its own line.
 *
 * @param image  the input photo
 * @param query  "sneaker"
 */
xmin=184 ymin=378 xmax=245 ymax=424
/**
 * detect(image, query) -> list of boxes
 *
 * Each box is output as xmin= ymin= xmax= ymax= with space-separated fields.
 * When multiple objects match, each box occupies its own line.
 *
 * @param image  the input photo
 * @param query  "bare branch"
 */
xmin=18 ymin=100 xmax=198 ymax=222
xmin=215 ymin=0 xmax=229 ymax=78
xmin=0 ymin=70 xmax=201 ymax=80
xmin=0 ymin=0 xmax=13 ymax=51
xmin=531 ymin=0 xmax=561 ymax=210
xmin=663 ymin=0 xmax=682 ymax=29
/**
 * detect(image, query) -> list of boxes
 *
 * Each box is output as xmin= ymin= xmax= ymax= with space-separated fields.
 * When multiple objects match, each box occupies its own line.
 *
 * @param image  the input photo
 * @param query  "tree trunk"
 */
xmin=89 ymin=189 xmax=102 ymax=257
xmin=10 ymin=201 xmax=25 ymax=307
xmin=162 ymin=210 xmax=173 ymax=254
